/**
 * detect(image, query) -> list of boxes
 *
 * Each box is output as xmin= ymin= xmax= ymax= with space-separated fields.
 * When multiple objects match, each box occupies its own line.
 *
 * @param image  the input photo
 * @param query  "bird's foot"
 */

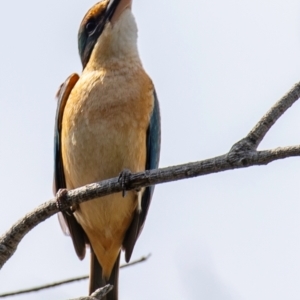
xmin=118 ymin=169 xmax=132 ymax=197
xmin=56 ymin=189 xmax=75 ymax=216
xmin=56 ymin=189 xmax=68 ymax=211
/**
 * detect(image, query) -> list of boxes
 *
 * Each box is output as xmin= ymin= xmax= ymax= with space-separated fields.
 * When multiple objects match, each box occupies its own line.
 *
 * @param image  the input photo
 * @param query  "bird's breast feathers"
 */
xmin=62 ymin=65 xmax=154 ymax=188
xmin=60 ymin=65 xmax=154 ymax=275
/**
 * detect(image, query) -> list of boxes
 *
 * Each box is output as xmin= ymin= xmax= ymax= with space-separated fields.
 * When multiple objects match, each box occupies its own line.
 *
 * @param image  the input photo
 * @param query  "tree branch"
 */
xmin=246 ymin=81 xmax=300 ymax=148
xmin=1 ymin=81 xmax=300 ymax=270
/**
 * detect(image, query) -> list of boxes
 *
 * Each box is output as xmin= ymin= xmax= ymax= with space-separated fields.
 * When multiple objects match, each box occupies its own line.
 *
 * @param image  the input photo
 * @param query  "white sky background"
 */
xmin=0 ymin=0 xmax=300 ymax=299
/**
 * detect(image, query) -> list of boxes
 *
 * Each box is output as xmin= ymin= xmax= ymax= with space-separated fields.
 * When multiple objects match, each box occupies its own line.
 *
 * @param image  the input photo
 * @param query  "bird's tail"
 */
xmin=89 ymin=249 xmax=120 ymax=300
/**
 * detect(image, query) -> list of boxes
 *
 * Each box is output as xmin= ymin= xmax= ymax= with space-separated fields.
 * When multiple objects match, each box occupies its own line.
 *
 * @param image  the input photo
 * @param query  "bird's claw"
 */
xmin=56 ymin=188 xmax=75 ymax=216
xmin=118 ymin=169 xmax=132 ymax=197
xmin=56 ymin=189 xmax=68 ymax=211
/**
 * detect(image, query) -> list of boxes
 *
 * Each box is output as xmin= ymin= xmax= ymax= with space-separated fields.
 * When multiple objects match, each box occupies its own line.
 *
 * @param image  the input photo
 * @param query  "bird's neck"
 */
xmin=86 ymin=46 xmax=142 ymax=73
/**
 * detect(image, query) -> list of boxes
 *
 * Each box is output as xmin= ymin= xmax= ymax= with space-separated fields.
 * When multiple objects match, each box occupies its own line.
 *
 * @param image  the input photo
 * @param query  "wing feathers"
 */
xmin=123 ymin=89 xmax=161 ymax=261
xmin=53 ymin=73 xmax=87 ymax=259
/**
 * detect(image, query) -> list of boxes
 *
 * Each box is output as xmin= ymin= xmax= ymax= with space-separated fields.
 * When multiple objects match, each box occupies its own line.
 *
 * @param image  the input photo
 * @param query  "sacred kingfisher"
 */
xmin=53 ymin=0 xmax=161 ymax=299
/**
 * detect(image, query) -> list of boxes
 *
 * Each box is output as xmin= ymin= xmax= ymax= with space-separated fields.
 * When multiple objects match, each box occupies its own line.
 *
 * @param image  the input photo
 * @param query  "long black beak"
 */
xmin=92 ymin=0 xmax=121 ymax=38
xmin=106 ymin=0 xmax=122 ymax=21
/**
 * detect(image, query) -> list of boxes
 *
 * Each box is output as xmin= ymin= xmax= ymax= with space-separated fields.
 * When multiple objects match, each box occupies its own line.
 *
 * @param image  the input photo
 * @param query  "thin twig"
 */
xmin=69 ymin=285 xmax=113 ymax=300
xmin=247 ymin=81 xmax=300 ymax=148
xmin=1 ymin=82 xmax=300 ymax=270
xmin=0 ymin=254 xmax=151 ymax=298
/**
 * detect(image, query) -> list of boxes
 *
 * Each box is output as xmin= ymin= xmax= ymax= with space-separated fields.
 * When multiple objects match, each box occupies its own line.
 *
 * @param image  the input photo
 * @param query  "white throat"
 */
xmin=87 ymin=9 xmax=140 ymax=69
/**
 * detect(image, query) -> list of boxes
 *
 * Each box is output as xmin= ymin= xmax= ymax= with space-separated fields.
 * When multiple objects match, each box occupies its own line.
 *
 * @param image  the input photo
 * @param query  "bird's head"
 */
xmin=78 ymin=0 xmax=138 ymax=69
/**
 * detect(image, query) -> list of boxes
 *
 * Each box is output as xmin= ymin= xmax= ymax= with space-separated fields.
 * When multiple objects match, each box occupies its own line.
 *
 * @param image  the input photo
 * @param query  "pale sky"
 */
xmin=1 ymin=0 xmax=300 ymax=299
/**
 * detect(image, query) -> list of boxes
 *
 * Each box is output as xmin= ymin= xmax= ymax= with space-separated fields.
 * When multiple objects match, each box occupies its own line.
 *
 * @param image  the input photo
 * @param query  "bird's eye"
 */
xmin=86 ymin=20 xmax=96 ymax=34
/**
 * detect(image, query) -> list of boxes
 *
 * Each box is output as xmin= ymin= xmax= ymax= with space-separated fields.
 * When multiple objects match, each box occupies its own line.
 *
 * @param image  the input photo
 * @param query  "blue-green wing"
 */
xmin=53 ymin=73 xmax=87 ymax=260
xmin=123 ymin=89 xmax=161 ymax=262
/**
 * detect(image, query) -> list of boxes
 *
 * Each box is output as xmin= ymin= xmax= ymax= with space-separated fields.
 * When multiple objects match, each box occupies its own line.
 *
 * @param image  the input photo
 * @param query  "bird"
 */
xmin=53 ymin=0 xmax=161 ymax=299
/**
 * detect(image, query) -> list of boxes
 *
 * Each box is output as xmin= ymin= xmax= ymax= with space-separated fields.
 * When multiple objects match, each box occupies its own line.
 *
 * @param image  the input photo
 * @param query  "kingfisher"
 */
xmin=53 ymin=0 xmax=160 ymax=299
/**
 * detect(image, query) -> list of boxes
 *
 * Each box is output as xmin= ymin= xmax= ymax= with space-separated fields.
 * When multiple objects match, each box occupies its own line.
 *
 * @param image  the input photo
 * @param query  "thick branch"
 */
xmin=1 ymin=82 xmax=300 ymax=270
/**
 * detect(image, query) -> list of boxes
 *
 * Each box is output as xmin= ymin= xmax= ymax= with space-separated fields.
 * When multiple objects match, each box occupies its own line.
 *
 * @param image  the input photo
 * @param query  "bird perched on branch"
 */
xmin=53 ymin=0 xmax=160 ymax=299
